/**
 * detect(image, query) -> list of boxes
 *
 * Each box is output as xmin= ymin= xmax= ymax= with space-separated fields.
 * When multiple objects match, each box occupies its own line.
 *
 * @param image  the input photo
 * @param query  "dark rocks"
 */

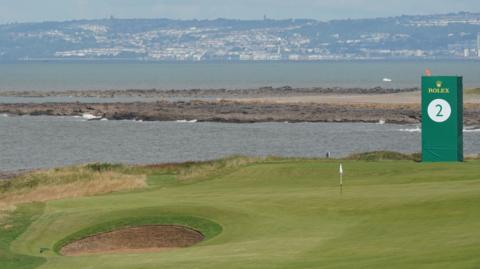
xmin=1 ymin=100 xmax=478 ymax=125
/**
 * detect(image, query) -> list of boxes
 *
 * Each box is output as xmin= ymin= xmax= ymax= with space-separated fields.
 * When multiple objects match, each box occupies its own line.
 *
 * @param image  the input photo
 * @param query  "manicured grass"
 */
xmin=0 ymin=203 xmax=46 ymax=269
xmin=3 ymin=157 xmax=480 ymax=269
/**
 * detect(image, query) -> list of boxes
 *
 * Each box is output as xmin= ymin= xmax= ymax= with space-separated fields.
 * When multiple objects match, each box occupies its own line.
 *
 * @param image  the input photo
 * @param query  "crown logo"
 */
xmin=436 ymin=81 xmax=443 ymax=88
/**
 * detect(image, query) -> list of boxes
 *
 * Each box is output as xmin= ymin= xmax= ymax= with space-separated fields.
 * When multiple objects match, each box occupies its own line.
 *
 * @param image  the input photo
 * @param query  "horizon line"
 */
xmin=1 ymin=11 xmax=477 ymax=26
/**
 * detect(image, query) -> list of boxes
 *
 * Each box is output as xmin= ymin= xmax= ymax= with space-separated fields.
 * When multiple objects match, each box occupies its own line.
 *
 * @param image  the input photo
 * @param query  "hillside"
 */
xmin=1 ymin=12 xmax=480 ymax=61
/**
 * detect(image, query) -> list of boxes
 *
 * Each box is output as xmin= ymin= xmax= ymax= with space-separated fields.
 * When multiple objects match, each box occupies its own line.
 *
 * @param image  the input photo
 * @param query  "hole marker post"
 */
xmin=421 ymin=76 xmax=463 ymax=162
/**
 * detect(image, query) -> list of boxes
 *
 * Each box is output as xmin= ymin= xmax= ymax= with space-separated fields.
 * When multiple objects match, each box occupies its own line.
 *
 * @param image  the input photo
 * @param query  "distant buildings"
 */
xmin=2 ymin=13 xmax=480 ymax=61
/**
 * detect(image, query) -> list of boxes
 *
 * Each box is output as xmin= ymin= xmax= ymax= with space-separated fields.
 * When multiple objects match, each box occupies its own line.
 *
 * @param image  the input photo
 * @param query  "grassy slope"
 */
xmin=6 ymin=159 xmax=480 ymax=269
xmin=0 ymin=203 xmax=45 ymax=269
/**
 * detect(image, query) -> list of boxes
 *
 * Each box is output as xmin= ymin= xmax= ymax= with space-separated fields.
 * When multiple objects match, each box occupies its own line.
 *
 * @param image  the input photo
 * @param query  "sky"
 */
xmin=0 ymin=0 xmax=478 ymax=24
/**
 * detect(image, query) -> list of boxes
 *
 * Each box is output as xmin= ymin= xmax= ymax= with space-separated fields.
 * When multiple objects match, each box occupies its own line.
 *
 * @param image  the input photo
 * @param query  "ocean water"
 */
xmin=1 ymin=62 xmax=479 ymax=172
xmin=0 ymin=61 xmax=480 ymax=91
xmin=1 ymin=115 xmax=479 ymax=172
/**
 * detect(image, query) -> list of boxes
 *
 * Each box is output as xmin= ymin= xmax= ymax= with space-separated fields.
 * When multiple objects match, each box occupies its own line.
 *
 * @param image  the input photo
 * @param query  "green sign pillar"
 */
xmin=422 ymin=76 xmax=463 ymax=162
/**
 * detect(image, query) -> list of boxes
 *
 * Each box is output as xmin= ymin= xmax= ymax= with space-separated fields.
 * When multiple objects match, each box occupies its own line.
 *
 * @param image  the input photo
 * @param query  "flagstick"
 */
xmin=339 ymin=164 xmax=343 ymax=195
xmin=340 ymin=172 xmax=343 ymax=195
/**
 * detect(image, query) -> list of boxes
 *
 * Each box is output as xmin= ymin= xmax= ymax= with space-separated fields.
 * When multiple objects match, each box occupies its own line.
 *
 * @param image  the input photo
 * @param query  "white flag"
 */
xmin=339 ymin=164 xmax=343 ymax=175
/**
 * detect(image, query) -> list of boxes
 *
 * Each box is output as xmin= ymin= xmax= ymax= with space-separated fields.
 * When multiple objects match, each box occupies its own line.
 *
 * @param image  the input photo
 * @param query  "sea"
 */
xmin=0 ymin=60 xmax=479 ymax=91
xmin=0 ymin=61 xmax=479 ymax=171
xmin=0 ymin=115 xmax=479 ymax=172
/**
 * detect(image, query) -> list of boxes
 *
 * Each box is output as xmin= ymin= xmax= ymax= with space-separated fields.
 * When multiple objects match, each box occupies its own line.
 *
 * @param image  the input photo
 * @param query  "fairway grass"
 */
xmin=2 ymin=158 xmax=480 ymax=269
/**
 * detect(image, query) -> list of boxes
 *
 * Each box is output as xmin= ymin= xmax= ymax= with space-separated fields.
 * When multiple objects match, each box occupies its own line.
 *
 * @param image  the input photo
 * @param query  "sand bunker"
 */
xmin=60 ymin=225 xmax=204 ymax=256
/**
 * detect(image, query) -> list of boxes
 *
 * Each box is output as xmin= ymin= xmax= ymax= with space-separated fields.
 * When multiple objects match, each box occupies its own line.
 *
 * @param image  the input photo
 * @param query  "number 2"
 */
xmin=436 ymin=104 xmax=443 ymax=117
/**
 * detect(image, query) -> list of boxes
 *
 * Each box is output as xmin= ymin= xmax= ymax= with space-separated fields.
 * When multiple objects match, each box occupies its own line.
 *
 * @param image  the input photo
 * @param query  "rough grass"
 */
xmin=0 ymin=165 xmax=146 ymax=211
xmin=142 ymin=156 xmax=265 ymax=187
xmin=175 ymin=156 xmax=262 ymax=181
xmin=346 ymin=151 xmax=421 ymax=161
xmin=147 ymin=155 xmax=261 ymax=180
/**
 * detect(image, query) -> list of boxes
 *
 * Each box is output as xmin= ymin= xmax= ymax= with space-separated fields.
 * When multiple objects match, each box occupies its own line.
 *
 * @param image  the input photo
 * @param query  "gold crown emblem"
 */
xmin=436 ymin=81 xmax=443 ymax=88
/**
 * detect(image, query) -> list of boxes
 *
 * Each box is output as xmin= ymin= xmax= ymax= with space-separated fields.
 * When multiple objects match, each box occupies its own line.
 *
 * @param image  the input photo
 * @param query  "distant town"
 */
xmin=1 ymin=12 xmax=480 ymax=61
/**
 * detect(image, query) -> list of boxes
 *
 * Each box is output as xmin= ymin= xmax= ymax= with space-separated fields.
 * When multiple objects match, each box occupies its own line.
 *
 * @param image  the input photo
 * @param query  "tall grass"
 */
xmin=0 ymin=165 xmax=146 ymax=211
xmin=174 ymin=156 xmax=262 ymax=181
xmin=346 ymin=151 xmax=421 ymax=161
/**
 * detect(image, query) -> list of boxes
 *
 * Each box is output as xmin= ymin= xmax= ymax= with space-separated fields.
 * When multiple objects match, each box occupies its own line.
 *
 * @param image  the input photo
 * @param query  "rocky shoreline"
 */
xmin=0 ymin=86 xmax=478 ymax=124
xmin=1 ymin=100 xmax=480 ymax=125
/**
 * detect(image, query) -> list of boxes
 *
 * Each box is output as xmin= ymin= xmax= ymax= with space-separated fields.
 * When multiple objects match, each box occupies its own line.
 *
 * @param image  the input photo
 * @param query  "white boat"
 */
xmin=82 ymin=113 xmax=102 ymax=120
xmin=382 ymin=78 xmax=393 ymax=82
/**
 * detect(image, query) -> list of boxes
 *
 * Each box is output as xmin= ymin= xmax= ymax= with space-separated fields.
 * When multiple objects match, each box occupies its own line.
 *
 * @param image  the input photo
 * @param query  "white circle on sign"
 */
xmin=427 ymin=99 xmax=451 ymax=123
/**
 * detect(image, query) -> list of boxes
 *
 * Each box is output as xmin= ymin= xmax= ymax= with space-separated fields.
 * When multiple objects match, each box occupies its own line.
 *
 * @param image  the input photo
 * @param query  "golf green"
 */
xmin=4 ymin=158 xmax=480 ymax=269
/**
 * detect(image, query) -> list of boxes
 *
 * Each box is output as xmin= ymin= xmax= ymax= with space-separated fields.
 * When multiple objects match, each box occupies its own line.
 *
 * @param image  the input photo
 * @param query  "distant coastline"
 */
xmin=2 ymin=13 xmax=480 ymax=61
xmin=0 ymin=86 xmax=419 ymax=98
xmin=3 ymin=58 xmax=480 ymax=63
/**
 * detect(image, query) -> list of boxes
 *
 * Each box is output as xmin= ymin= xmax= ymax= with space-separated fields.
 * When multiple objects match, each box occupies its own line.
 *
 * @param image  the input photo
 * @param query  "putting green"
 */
xmin=5 ymin=159 xmax=480 ymax=269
